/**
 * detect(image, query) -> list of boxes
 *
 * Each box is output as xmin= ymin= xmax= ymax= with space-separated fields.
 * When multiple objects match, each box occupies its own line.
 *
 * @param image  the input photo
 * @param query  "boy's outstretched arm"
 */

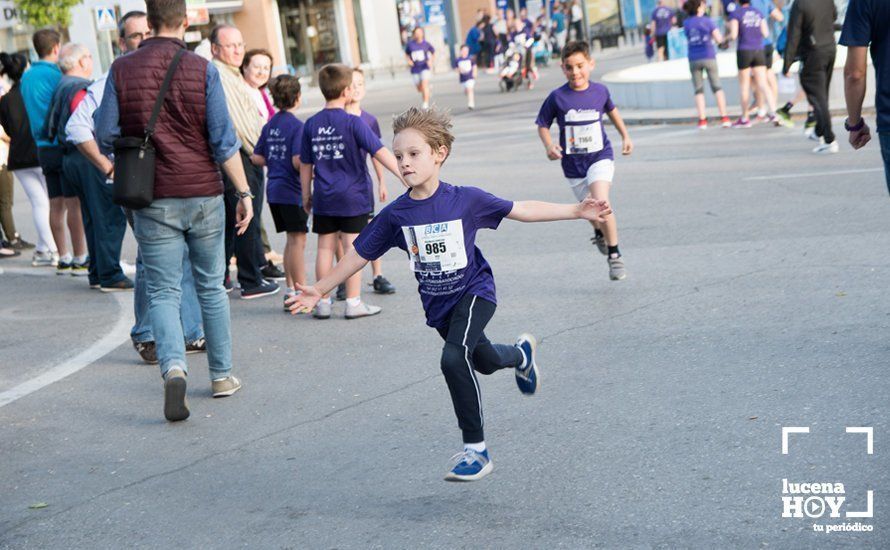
xmin=286 ymin=248 xmax=370 ymax=314
xmin=537 ymin=126 xmax=563 ymax=159
xmin=373 ymin=147 xmax=407 ymax=187
xmin=507 ymin=198 xmax=612 ymax=223
xmin=607 ymin=108 xmax=633 ymax=155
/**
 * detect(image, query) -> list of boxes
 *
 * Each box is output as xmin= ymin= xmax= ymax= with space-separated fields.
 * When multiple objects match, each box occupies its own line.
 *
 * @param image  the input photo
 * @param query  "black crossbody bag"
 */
xmin=112 ymin=48 xmax=185 ymax=209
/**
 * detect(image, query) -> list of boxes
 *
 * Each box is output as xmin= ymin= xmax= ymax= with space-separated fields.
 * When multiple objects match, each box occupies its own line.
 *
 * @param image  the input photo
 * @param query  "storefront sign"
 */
xmin=423 ymin=0 xmax=446 ymax=26
xmin=0 ymin=1 xmax=19 ymax=30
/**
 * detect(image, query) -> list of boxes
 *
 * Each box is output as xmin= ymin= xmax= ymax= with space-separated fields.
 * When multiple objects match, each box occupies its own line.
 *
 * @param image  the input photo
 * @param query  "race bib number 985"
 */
xmin=402 ymin=220 xmax=467 ymax=273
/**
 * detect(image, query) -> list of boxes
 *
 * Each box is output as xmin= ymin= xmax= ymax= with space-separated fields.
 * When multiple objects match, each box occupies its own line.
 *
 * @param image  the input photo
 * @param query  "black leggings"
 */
xmin=799 ymin=48 xmax=836 ymax=144
xmin=436 ymin=294 xmax=524 ymax=444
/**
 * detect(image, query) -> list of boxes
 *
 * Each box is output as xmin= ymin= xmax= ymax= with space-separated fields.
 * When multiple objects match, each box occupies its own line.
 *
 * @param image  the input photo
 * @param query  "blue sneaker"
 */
xmin=444 ymin=448 xmax=493 ymax=482
xmin=514 ymin=333 xmax=540 ymax=395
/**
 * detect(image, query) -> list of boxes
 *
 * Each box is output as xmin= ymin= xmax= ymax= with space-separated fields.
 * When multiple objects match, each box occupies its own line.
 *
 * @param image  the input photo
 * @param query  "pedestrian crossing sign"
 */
xmin=95 ymin=7 xmax=116 ymax=31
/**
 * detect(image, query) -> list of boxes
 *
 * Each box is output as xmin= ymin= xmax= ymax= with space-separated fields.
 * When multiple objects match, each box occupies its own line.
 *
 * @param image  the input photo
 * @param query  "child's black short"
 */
xmin=312 ymin=214 xmax=369 ymax=235
xmin=269 ymin=203 xmax=309 ymax=233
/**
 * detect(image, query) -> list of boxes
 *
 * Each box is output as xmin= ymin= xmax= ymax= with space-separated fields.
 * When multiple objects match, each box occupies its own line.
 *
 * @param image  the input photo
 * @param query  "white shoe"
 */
xmin=812 ymin=140 xmax=839 ymax=154
xmin=120 ymin=260 xmax=136 ymax=275
xmin=31 ymin=250 xmax=56 ymax=267
xmin=313 ymin=299 xmax=332 ymax=319
xmin=344 ymin=300 xmax=382 ymax=319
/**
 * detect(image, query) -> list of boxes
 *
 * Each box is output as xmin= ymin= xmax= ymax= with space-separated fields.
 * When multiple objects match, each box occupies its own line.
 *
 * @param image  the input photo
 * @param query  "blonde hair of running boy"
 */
xmin=537 ymin=45 xmax=633 ymax=268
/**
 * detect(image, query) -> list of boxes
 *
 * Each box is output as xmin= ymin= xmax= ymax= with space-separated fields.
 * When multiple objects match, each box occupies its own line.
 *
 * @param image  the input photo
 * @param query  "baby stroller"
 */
xmin=499 ymin=42 xmax=525 ymax=92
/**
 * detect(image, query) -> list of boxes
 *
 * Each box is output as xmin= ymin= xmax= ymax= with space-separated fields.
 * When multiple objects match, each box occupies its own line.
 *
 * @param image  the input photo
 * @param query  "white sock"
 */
xmin=73 ymin=254 xmax=88 ymax=264
xmin=60 ymin=253 xmax=73 ymax=263
xmin=320 ymin=297 xmax=332 ymax=305
xmin=422 ymin=101 xmax=429 ymax=109
xmin=465 ymin=441 xmax=486 ymax=453
xmin=346 ymin=296 xmax=361 ymax=307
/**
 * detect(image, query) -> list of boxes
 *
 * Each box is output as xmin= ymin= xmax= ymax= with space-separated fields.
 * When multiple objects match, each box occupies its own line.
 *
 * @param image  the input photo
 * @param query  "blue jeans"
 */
xmin=131 ymin=247 xmax=204 ymax=344
xmin=133 ymin=196 xmax=231 ymax=379
xmin=880 ymin=133 xmax=890 ymax=195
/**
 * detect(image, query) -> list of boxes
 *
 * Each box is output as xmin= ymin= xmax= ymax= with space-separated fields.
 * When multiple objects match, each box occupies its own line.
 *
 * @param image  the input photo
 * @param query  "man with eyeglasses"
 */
xmin=66 ymin=11 xmax=207 ymax=364
xmin=210 ymin=24 xmax=278 ymax=300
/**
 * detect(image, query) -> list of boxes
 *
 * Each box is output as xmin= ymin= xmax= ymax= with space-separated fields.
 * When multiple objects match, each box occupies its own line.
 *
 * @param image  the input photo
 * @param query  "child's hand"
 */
xmin=286 ymin=283 xmax=322 ymax=315
xmin=621 ymin=137 xmax=634 ymax=155
xmin=379 ymin=184 xmax=388 ymax=202
xmin=578 ymin=198 xmax=612 ymax=223
xmin=546 ymin=143 xmax=563 ymax=160
xmin=303 ymin=195 xmax=312 ymax=215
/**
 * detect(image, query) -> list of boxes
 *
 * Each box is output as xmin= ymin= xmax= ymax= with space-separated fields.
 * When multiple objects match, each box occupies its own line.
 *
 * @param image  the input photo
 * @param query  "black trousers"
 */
xmin=799 ymin=48 xmax=836 ymax=144
xmin=222 ymin=150 xmax=266 ymax=289
xmin=436 ymin=294 xmax=524 ymax=444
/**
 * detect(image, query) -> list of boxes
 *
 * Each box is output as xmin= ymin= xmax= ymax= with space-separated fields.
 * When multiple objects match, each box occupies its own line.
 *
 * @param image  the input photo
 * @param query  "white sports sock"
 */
xmin=73 ymin=254 xmax=88 ymax=264
xmin=60 ymin=253 xmax=73 ymax=263
xmin=465 ymin=441 xmax=486 ymax=453
xmin=422 ymin=101 xmax=429 ymax=109
xmin=346 ymin=296 xmax=361 ymax=307
xmin=320 ymin=297 xmax=332 ymax=305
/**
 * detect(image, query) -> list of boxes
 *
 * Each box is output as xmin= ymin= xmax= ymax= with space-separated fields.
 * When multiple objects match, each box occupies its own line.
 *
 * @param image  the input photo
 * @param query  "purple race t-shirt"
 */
xmin=353 ymin=182 xmax=513 ymax=329
xmin=455 ymin=55 xmax=476 ymax=82
xmin=405 ymin=40 xmax=435 ymax=74
xmin=651 ymin=6 xmax=675 ymax=36
xmin=535 ymin=82 xmax=616 ymax=179
xmin=356 ymin=109 xmax=381 ymax=208
xmin=684 ymin=16 xmax=718 ymax=61
xmin=732 ymin=5 xmax=765 ymax=51
xmin=299 ymin=108 xmax=383 ymax=217
xmin=255 ymin=111 xmax=304 ymax=206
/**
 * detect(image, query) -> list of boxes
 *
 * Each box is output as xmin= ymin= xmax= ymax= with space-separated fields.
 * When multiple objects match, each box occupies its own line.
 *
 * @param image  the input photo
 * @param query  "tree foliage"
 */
xmin=15 ymin=0 xmax=81 ymax=30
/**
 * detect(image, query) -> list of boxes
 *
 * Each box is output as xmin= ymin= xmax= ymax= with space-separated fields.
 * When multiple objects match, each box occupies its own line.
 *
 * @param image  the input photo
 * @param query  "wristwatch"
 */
xmin=844 ymin=117 xmax=865 ymax=132
xmin=235 ymin=190 xmax=254 ymax=199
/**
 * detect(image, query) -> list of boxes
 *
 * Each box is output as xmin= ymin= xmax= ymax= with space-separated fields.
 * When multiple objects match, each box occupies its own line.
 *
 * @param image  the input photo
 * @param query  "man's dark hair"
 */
xmin=32 ymin=29 xmax=61 ymax=58
xmin=561 ymin=40 xmax=590 ymax=62
xmin=0 ymin=52 xmax=28 ymax=82
xmin=268 ymin=74 xmax=301 ymax=110
xmin=146 ymin=0 xmax=186 ymax=32
xmin=683 ymin=0 xmax=702 ymax=16
xmin=210 ymin=24 xmax=237 ymax=45
xmin=119 ymin=10 xmax=147 ymax=39
xmin=317 ymin=63 xmax=354 ymax=101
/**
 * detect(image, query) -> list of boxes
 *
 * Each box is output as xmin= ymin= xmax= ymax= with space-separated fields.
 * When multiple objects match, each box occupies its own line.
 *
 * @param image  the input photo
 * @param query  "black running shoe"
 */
xmin=185 ymin=337 xmax=206 ymax=354
xmin=335 ymin=282 xmax=347 ymax=301
xmin=372 ymin=275 xmax=396 ymax=294
xmin=241 ymin=279 xmax=280 ymax=300
xmin=261 ymin=260 xmax=286 ymax=281
xmin=133 ymin=340 xmax=158 ymax=364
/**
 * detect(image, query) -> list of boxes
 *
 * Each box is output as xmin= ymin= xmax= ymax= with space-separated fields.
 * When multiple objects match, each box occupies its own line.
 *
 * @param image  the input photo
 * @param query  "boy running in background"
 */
xmin=536 ymin=41 xmax=633 ymax=281
xmin=250 ymin=75 xmax=307 ymax=310
xmin=405 ymin=27 xmax=435 ymax=109
xmin=299 ymin=64 xmax=403 ymax=319
xmin=454 ymin=45 xmax=477 ymax=110
xmin=344 ymin=66 xmax=396 ymax=295
xmin=287 ymin=107 xmax=612 ymax=481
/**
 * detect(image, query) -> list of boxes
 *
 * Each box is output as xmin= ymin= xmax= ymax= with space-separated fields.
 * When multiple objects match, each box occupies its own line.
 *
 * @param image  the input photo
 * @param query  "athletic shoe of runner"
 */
xmin=514 ymin=333 xmax=540 ymax=395
xmin=721 ymin=116 xmax=732 ymax=128
xmin=444 ymin=448 xmax=493 ymax=482
xmin=697 ymin=118 xmax=708 ymax=130
xmin=732 ymin=118 xmax=752 ymax=129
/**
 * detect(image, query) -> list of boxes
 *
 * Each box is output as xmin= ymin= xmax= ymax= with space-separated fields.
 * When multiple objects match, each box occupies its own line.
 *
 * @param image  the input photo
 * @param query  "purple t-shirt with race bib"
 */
xmin=405 ymin=40 xmax=435 ymax=74
xmin=353 ymin=182 xmax=513 ymax=329
xmin=732 ymin=5 xmax=765 ymax=51
xmin=535 ymin=82 xmax=616 ymax=179
xmin=651 ymin=6 xmax=675 ymax=36
xmin=684 ymin=16 xmax=718 ymax=61
xmin=455 ymin=55 xmax=476 ymax=82
xmin=254 ymin=111 xmax=304 ymax=205
xmin=299 ymin=108 xmax=383 ymax=217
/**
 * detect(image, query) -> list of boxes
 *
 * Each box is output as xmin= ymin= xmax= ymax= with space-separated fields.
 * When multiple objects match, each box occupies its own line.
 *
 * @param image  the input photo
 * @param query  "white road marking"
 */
xmin=744 ymin=167 xmax=884 ymax=181
xmin=0 ymin=292 xmax=131 ymax=408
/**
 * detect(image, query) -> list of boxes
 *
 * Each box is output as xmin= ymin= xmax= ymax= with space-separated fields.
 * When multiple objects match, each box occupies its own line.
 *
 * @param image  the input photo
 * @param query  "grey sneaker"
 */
xmin=313 ymin=299 xmax=332 ymax=319
xmin=591 ymin=233 xmax=607 ymax=255
xmin=608 ymin=255 xmax=626 ymax=281
xmin=345 ymin=300 xmax=382 ymax=319
xmin=163 ymin=368 xmax=189 ymax=422
xmin=211 ymin=375 xmax=242 ymax=397
xmin=31 ymin=250 xmax=56 ymax=267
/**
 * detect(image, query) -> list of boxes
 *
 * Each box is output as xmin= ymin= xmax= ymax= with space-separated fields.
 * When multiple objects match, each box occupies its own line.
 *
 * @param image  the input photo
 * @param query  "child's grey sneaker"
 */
xmin=608 ymin=256 xmax=626 ymax=280
xmin=345 ymin=301 xmax=382 ymax=319
xmin=31 ymin=250 xmax=56 ymax=267
xmin=163 ymin=367 xmax=189 ymax=422
xmin=313 ymin=299 xmax=332 ymax=319
xmin=211 ymin=375 xmax=242 ymax=398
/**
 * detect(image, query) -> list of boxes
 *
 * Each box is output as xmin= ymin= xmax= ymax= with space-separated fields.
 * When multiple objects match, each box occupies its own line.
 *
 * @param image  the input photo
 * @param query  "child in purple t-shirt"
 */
xmin=287 ymin=107 xmax=612 ymax=482
xmin=454 ymin=45 xmax=477 ymax=110
xmin=299 ymin=64 xmax=404 ymax=320
xmin=344 ymin=66 xmax=396 ymax=296
xmin=404 ymin=27 xmax=436 ymax=109
xmin=536 ymin=40 xmax=633 ymax=282
xmin=649 ymin=0 xmax=676 ymax=61
xmin=728 ymin=0 xmax=778 ymax=127
xmin=250 ymin=75 xmax=307 ymax=306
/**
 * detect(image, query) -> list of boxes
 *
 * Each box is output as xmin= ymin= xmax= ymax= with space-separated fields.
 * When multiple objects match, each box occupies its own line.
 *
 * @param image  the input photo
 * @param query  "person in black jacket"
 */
xmin=782 ymin=0 xmax=838 ymax=154
xmin=0 ymin=53 xmax=57 ymax=264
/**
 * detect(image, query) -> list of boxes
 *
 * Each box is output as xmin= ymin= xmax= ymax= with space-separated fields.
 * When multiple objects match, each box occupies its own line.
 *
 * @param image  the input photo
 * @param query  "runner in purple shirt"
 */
xmin=404 ymin=27 xmax=436 ymax=108
xmin=729 ymin=0 xmax=778 ymax=126
xmin=649 ymin=0 xmax=677 ymax=61
xmin=286 ymin=107 xmax=612 ymax=482
xmin=454 ymin=44 xmax=477 ymax=110
xmin=682 ymin=0 xmax=731 ymax=128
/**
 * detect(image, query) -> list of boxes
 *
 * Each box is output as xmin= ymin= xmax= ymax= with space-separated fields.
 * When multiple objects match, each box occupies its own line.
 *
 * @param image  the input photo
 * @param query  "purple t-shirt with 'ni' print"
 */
xmin=299 ymin=108 xmax=383 ymax=217
xmin=353 ymin=182 xmax=513 ymax=329
xmin=405 ymin=40 xmax=435 ymax=74
xmin=684 ymin=16 xmax=718 ymax=61
xmin=254 ymin=111 xmax=304 ymax=205
xmin=651 ymin=6 xmax=675 ymax=36
xmin=455 ymin=56 xmax=476 ymax=82
xmin=535 ymin=82 xmax=616 ymax=179
xmin=732 ymin=5 xmax=765 ymax=51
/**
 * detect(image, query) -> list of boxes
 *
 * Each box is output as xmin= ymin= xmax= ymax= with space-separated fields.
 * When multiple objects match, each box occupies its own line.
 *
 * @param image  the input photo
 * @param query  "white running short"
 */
xmin=461 ymin=79 xmax=475 ymax=89
xmin=412 ymin=70 xmax=431 ymax=85
xmin=566 ymin=159 xmax=615 ymax=202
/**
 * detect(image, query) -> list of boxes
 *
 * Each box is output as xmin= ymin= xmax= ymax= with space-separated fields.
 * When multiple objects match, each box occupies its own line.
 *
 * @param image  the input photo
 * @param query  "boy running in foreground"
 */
xmin=286 ymin=107 xmax=611 ymax=482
